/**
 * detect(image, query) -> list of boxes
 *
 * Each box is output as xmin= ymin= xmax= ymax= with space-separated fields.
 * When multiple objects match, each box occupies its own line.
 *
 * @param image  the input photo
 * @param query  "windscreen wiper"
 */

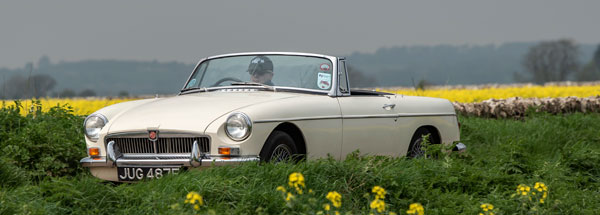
xmin=180 ymin=87 xmax=207 ymax=93
xmin=230 ymin=82 xmax=276 ymax=91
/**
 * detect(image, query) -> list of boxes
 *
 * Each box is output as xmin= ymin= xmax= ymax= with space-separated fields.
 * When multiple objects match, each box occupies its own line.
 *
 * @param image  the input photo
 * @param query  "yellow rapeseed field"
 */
xmin=2 ymin=98 xmax=136 ymax=116
xmin=378 ymin=85 xmax=600 ymax=103
xmin=3 ymin=84 xmax=599 ymax=116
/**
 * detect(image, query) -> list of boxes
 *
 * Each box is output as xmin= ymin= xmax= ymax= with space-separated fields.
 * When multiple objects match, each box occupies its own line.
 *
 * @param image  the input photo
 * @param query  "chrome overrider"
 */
xmin=80 ymin=140 xmax=260 ymax=167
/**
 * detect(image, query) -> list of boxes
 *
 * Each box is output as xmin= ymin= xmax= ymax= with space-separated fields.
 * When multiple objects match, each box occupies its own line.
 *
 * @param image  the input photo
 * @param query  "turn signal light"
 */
xmin=218 ymin=147 xmax=240 ymax=156
xmin=88 ymin=147 xmax=100 ymax=157
xmin=218 ymin=147 xmax=231 ymax=155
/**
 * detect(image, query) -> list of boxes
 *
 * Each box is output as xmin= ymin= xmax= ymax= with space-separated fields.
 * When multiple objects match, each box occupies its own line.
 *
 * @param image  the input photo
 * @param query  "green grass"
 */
xmin=1 ymin=105 xmax=599 ymax=214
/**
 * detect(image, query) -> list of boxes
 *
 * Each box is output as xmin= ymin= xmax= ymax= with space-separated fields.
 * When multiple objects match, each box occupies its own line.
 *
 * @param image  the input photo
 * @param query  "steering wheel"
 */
xmin=211 ymin=77 xmax=243 ymax=87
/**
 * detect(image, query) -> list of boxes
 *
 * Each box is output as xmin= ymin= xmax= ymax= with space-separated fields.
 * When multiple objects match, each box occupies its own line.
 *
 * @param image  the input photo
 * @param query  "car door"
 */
xmin=337 ymin=95 xmax=400 ymax=158
xmin=335 ymin=60 xmax=400 ymax=158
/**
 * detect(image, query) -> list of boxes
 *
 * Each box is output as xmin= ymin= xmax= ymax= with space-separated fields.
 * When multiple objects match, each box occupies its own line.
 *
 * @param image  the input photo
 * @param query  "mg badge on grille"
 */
xmin=148 ymin=130 xmax=159 ymax=141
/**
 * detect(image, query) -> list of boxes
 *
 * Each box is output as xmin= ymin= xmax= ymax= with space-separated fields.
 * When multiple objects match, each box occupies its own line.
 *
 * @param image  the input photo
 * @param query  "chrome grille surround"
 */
xmin=105 ymin=132 xmax=210 ymax=155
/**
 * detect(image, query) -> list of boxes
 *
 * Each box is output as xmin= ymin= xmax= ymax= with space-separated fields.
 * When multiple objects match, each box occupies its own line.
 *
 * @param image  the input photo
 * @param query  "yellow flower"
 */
xmin=390 ymin=212 xmax=397 ymax=215
xmin=288 ymin=172 xmax=306 ymax=194
xmin=276 ymin=186 xmax=286 ymax=193
xmin=286 ymin=192 xmax=294 ymax=201
xmin=480 ymin=203 xmax=493 ymax=211
xmin=335 ymin=211 xmax=340 ymax=215
xmin=517 ymin=184 xmax=531 ymax=196
xmin=324 ymin=203 xmax=331 ymax=211
xmin=185 ymin=191 xmax=203 ymax=206
xmin=193 ymin=205 xmax=200 ymax=211
xmin=406 ymin=203 xmax=424 ymax=215
xmin=371 ymin=186 xmax=387 ymax=199
xmin=370 ymin=199 xmax=386 ymax=213
xmin=534 ymin=182 xmax=548 ymax=192
xmin=326 ymin=191 xmax=342 ymax=208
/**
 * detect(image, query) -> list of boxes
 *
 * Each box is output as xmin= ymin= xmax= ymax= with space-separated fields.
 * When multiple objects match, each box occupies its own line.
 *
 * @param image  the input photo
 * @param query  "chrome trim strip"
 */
xmin=121 ymin=153 xmax=190 ymax=158
xmin=81 ymin=155 xmax=259 ymax=168
xmin=254 ymin=113 xmax=456 ymax=123
xmin=116 ymin=159 xmax=193 ymax=166
xmin=206 ymin=52 xmax=336 ymax=60
xmin=105 ymin=131 xmax=207 ymax=139
xmin=397 ymin=113 xmax=457 ymax=117
xmin=342 ymin=114 xmax=399 ymax=119
xmin=203 ymin=157 xmax=260 ymax=166
xmin=180 ymin=57 xmax=205 ymax=92
xmin=254 ymin=116 xmax=342 ymax=123
xmin=115 ymin=156 xmax=260 ymax=167
xmin=271 ymin=86 xmax=330 ymax=94
xmin=80 ymin=157 xmax=107 ymax=167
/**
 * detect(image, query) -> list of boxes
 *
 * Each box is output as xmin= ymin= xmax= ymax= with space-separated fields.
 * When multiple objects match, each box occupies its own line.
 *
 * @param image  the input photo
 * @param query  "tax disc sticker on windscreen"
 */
xmin=320 ymin=63 xmax=331 ymax=71
xmin=317 ymin=73 xmax=332 ymax=89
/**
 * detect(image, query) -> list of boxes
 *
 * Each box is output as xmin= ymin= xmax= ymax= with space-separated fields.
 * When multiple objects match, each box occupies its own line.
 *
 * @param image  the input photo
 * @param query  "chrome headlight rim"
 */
xmin=224 ymin=112 xmax=252 ymax=141
xmin=84 ymin=113 xmax=108 ymax=142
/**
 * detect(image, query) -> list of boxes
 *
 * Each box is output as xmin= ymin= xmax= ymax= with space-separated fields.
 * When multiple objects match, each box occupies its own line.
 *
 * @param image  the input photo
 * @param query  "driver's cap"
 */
xmin=247 ymin=56 xmax=273 ymax=75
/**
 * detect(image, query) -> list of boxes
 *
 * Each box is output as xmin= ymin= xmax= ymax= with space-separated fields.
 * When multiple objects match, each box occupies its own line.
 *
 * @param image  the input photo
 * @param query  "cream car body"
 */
xmin=80 ymin=52 xmax=462 ymax=182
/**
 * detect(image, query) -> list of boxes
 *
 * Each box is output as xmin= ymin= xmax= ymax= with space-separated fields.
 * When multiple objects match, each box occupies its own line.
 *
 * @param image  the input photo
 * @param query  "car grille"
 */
xmin=107 ymin=137 xmax=210 ymax=154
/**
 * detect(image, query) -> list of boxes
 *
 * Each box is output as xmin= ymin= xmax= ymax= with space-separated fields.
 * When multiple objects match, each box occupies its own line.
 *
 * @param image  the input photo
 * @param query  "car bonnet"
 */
xmin=106 ymin=91 xmax=299 ymax=134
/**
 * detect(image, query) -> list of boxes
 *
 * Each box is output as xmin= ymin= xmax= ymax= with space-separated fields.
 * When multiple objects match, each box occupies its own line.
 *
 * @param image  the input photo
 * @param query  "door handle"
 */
xmin=382 ymin=104 xmax=396 ymax=110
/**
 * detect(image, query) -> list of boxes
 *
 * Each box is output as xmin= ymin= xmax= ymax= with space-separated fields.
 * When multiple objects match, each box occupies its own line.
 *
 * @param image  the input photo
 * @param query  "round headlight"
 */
xmin=225 ymin=112 xmax=252 ymax=141
xmin=84 ymin=113 xmax=108 ymax=142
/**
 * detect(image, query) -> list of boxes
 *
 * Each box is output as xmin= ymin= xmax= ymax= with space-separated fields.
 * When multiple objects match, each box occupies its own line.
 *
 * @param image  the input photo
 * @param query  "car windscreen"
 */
xmin=184 ymin=55 xmax=334 ymax=91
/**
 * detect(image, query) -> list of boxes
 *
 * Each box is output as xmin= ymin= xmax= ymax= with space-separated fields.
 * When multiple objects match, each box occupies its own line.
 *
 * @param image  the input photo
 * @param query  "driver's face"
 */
xmin=250 ymin=71 xmax=273 ymax=84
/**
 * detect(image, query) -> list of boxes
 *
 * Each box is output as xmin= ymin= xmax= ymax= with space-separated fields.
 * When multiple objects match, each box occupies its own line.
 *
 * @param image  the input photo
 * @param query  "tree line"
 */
xmin=0 ymin=41 xmax=598 ymax=99
xmin=517 ymin=39 xmax=600 ymax=84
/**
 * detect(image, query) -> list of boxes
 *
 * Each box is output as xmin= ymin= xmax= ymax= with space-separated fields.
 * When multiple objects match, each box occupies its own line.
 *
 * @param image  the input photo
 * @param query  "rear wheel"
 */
xmin=260 ymin=131 xmax=299 ymax=162
xmin=407 ymin=128 xmax=433 ymax=158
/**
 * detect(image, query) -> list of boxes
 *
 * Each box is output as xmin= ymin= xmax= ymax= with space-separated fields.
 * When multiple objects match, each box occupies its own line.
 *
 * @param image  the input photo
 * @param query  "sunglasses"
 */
xmin=250 ymin=70 xmax=272 ymax=76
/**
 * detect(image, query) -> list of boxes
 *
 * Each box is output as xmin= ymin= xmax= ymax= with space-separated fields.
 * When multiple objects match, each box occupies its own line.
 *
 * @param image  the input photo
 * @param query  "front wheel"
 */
xmin=260 ymin=131 xmax=299 ymax=162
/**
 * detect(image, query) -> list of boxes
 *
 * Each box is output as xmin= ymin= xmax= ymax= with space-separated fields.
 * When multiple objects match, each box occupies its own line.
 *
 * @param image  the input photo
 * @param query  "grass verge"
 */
xmin=1 ymin=107 xmax=599 ymax=214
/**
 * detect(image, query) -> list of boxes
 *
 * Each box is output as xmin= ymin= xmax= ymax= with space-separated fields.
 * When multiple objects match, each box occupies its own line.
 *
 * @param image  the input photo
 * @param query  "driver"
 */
xmin=247 ymin=56 xmax=274 ymax=86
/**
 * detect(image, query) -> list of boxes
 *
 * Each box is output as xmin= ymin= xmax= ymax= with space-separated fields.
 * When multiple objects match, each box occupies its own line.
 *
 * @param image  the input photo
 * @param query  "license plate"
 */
xmin=117 ymin=167 xmax=180 ymax=181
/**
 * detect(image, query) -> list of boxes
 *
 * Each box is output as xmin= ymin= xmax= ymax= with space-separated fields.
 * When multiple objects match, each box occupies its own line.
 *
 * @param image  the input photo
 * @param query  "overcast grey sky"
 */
xmin=1 ymin=0 xmax=599 ymax=69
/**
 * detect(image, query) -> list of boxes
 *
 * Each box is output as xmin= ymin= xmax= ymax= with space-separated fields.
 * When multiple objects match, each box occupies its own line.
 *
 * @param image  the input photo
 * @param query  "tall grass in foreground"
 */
xmin=1 ymin=105 xmax=599 ymax=214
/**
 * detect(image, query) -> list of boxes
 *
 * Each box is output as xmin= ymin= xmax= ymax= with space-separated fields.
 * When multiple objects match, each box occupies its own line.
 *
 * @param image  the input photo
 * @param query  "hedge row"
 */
xmin=453 ymin=96 xmax=600 ymax=119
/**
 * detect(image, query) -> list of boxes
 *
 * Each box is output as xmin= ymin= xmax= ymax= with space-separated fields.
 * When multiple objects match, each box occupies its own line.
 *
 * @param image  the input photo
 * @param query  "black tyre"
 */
xmin=260 ymin=131 xmax=299 ymax=162
xmin=407 ymin=128 xmax=433 ymax=158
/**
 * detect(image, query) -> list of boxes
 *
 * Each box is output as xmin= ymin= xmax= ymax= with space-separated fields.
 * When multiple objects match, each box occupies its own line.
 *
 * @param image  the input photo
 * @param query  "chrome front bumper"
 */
xmin=80 ymin=156 xmax=260 ymax=167
xmin=81 ymin=140 xmax=259 ymax=168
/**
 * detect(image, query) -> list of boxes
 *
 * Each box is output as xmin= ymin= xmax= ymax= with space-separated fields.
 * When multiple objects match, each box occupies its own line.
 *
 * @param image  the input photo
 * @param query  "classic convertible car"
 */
xmin=80 ymin=52 xmax=464 ymax=181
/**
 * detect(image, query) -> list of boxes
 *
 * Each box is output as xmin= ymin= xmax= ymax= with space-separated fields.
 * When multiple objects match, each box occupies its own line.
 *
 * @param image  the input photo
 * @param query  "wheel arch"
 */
xmin=259 ymin=122 xmax=307 ymax=157
xmin=412 ymin=125 xmax=441 ymax=145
